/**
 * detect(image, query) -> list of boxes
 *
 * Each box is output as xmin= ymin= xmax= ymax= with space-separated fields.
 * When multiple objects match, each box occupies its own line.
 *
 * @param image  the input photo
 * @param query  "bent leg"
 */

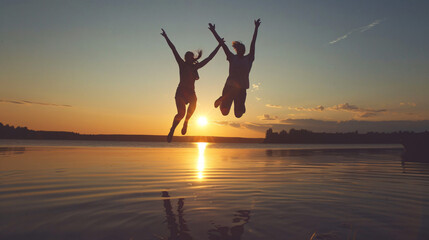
xmin=214 ymin=96 xmax=223 ymax=108
xmin=182 ymin=97 xmax=197 ymax=135
xmin=220 ymin=85 xmax=234 ymax=116
xmin=234 ymin=89 xmax=247 ymax=118
xmin=214 ymin=81 xmax=228 ymax=108
xmin=168 ymin=97 xmax=186 ymax=142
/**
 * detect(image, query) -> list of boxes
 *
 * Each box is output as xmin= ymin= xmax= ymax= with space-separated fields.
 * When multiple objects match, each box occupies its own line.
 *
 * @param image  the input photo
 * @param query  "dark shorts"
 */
xmin=220 ymin=84 xmax=247 ymax=117
xmin=175 ymin=87 xmax=196 ymax=104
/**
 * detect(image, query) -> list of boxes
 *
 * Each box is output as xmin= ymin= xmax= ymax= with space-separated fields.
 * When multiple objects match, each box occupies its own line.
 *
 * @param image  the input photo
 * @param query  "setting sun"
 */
xmin=197 ymin=116 xmax=208 ymax=127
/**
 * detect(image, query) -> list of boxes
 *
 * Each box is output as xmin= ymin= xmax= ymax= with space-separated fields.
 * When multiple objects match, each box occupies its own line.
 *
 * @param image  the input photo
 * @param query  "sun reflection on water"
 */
xmin=196 ymin=142 xmax=207 ymax=180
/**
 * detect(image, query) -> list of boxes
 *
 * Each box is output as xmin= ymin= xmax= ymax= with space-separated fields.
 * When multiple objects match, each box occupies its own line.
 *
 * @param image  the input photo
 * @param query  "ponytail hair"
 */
xmin=185 ymin=50 xmax=203 ymax=64
xmin=194 ymin=49 xmax=202 ymax=63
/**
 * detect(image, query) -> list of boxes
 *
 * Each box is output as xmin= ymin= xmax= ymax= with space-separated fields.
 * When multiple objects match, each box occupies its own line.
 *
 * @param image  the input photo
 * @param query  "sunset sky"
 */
xmin=1 ymin=0 xmax=428 ymax=138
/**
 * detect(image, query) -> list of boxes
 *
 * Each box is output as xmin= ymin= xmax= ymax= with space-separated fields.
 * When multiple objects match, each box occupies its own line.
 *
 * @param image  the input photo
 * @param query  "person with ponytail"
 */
xmin=161 ymin=28 xmax=222 ymax=143
xmin=208 ymin=19 xmax=261 ymax=118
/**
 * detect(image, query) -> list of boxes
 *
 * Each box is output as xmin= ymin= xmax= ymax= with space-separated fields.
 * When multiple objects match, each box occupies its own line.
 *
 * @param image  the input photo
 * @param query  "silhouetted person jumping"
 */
xmin=161 ymin=29 xmax=222 ymax=143
xmin=209 ymin=19 xmax=261 ymax=118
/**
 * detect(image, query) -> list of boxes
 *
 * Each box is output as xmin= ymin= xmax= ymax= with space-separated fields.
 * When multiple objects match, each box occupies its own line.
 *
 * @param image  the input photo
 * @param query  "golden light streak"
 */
xmin=196 ymin=142 xmax=208 ymax=180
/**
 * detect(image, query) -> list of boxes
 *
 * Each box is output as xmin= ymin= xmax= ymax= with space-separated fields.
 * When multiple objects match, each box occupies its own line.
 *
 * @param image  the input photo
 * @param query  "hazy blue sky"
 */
xmin=1 ymin=0 xmax=428 ymax=137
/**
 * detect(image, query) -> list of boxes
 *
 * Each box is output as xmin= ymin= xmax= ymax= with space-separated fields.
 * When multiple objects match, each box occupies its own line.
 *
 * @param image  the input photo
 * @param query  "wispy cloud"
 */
xmin=0 ymin=99 xmax=72 ymax=107
xmin=212 ymin=120 xmax=269 ymax=132
xmin=266 ymin=104 xmax=282 ymax=109
xmin=329 ymin=19 xmax=384 ymax=45
xmin=288 ymin=105 xmax=325 ymax=112
xmin=212 ymin=120 xmax=243 ymax=129
xmin=399 ymin=102 xmax=416 ymax=107
xmin=360 ymin=19 xmax=383 ymax=32
xmin=251 ymin=83 xmax=261 ymax=92
xmin=330 ymin=34 xmax=349 ymax=45
xmin=255 ymin=97 xmax=261 ymax=101
xmin=212 ymin=121 xmax=228 ymax=126
xmin=289 ymin=103 xmax=386 ymax=118
xmin=258 ymin=114 xmax=278 ymax=120
xmin=242 ymin=122 xmax=269 ymax=132
xmin=229 ymin=122 xmax=242 ymax=128
xmin=328 ymin=103 xmax=386 ymax=118
xmin=213 ymin=121 xmax=239 ymax=129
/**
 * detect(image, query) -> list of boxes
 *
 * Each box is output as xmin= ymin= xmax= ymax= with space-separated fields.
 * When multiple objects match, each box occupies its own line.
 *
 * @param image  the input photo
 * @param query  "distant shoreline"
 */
xmin=1 ymin=122 xmax=428 ymax=144
xmin=0 ymin=122 xmax=263 ymax=143
xmin=0 ymin=133 xmax=264 ymax=144
xmin=264 ymin=128 xmax=429 ymax=144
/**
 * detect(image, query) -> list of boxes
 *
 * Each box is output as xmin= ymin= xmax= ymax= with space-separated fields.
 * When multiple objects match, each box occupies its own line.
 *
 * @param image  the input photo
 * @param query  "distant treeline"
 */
xmin=0 ymin=122 xmax=80 ymax=140
xmin=0 ymin=122 xmax=263 ymax=143
xmin=264 ymin=128 xmax=429 ymax=144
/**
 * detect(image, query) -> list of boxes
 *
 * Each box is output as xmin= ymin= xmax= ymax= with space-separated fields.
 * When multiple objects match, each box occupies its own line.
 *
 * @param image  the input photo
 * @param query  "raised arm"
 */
xmin=249 ymin=18 xmax=261 ymax=60
xmin=208 ymin=23 xmax=233 ymax=59
xmin=196 ymin=42 xmax=223 ymax=69
xmin=161 ymin=28 xmax=183 ymax=64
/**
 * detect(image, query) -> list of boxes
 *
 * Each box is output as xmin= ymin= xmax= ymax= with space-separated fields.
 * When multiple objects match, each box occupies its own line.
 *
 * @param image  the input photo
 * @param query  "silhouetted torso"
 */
xmin=178 ymin=61 xmax=199 ymax=91
xmin=226 ymin=55 xmax=253 ymax=89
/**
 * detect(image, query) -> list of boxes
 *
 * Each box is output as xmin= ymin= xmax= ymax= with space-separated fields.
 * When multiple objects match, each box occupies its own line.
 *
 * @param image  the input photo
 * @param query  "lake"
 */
xmin=0 ymin=140 xmax=428 ymax=240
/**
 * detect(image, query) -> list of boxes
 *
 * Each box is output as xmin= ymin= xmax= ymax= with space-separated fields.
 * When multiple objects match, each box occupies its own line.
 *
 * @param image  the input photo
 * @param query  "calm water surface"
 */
xmin=0 ymin=140 xmax=428 ymax=240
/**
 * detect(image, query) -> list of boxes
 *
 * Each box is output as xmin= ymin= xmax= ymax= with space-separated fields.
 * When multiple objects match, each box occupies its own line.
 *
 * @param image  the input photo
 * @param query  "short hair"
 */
xmin=232 ymin=41 xmax=245 ymax=53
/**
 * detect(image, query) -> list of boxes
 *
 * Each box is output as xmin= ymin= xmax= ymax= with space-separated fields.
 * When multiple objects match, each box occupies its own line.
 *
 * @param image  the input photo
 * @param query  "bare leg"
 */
xmin=168 ymin=98 xmax=186 ymax=142
xmin=234 ymin=89 xmax=247 ymax=118
xmin=181 ymin=100 xmax=196 ymax=135
xmin=220 ymin=85 xmax=235 ymax=116
xmin=220 ymin=101 xmax=232 ymax=116
xmin=214 ymin=96 xmax=223 ymax=108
